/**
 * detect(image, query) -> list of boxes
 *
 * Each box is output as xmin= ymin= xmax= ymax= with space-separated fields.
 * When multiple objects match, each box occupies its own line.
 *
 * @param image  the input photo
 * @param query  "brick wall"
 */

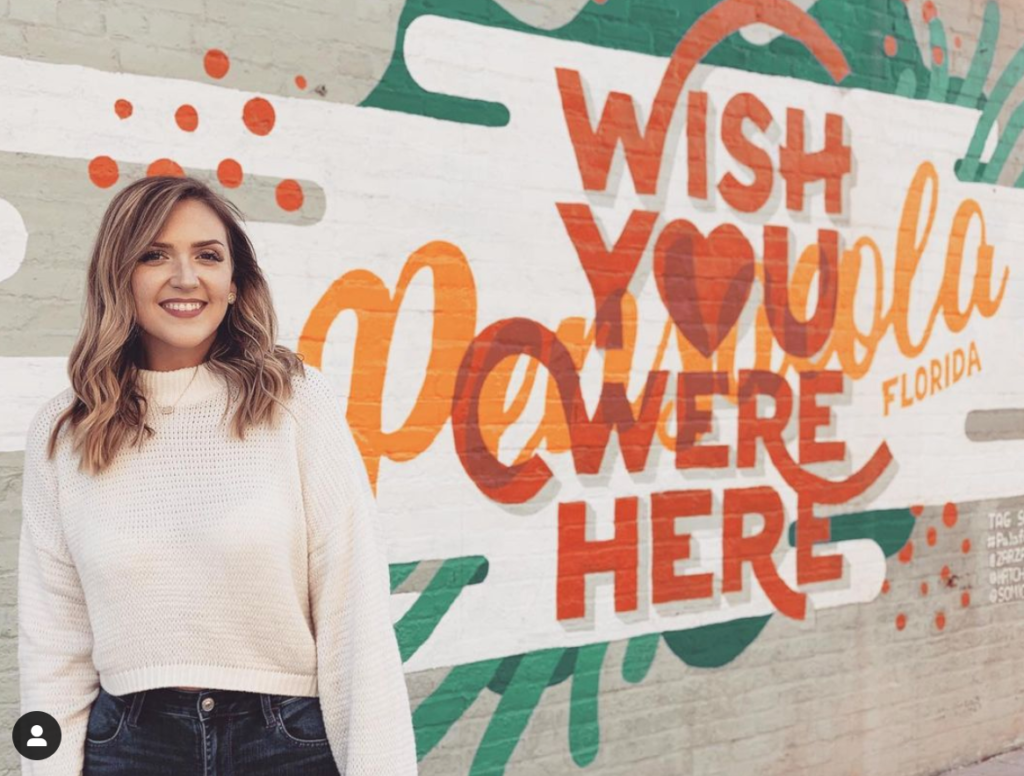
xmin=4 ymin=1 xmax=1024 ymax=774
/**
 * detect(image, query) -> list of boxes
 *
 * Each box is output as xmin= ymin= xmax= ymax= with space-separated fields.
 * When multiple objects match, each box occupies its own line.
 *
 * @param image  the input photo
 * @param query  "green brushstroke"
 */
xmin=414 ymin=656 xmax=504 ymax=759
xmin=785 ymin=507 xmax=915 ymax=558
xmin=983 ymin=101 xmax=1024 ymax=183
xmin=363 ymin=0 xmax=933 ymax=126
xmin=956 ymin=1 xmax=999 ymax=108
xmin=959 ymin=36 xmax=1024 ymax=181
xmin=569 ymin=642 xmax=609 ymax=767
xmin=395 ymin=555 xmax=489 ymax=661
xmin=622 ymin=633 xmax=660 ymax=683
xmin=469 ymin=647 xmax=565 ymax=776
xmin=390 ymin=561 xmax=419 ymax=592
xmin=663 ymin=615 xmax=772 ymax=668
xmin=895 ymin=68 xmax=918 ymax=99
xmin=926 ymin=19 xmax=949 ymax=103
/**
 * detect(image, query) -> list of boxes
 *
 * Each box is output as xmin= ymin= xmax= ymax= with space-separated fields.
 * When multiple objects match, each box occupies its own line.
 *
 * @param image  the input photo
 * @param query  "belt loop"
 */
xmin=126 ymin=691 xmax=147 ymax=729
xmin=260 ymin=694 xmax=277 ymax=728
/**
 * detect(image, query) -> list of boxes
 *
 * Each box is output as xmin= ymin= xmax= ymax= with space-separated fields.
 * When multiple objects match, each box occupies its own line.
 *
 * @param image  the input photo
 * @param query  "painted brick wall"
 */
xmin=3 ymin=1 xmax=1024 ymax=775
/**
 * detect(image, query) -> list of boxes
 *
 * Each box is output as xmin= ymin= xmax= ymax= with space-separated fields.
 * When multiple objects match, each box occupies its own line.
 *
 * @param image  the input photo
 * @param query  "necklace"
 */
xmin=154 ymin=366 xmax=201 ymax=415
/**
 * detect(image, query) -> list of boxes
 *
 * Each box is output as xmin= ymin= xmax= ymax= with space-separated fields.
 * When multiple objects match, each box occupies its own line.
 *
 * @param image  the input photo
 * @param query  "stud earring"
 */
xmin=228 ymin=293 xmax=236 ymax=304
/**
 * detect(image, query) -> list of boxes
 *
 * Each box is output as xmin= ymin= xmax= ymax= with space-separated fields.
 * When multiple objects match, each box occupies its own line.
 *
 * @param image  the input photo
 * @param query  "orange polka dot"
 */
xmin=898 ymin=541 xmax=914 ymax=564
xmin=882 ymin=579 xmax=890 ymax=594
xmin=962 ymin=538 xmax=971 ymax=554
xmin=922 ymin=1 xmax=937 ymax=22
xmin=940 ymin=565 xmax=951 ymax=581
xmin=204 ymin=49 xmax=230 ymax=79
xmin=955 ymin=35 xmax=963 ymax=49
xmin=276 ymin=179 xmax=303 ymax=211
xmin=920 ymin=581 xmax=929 ymax=596
xmin=943 ymin=503 xmax=958 ymax=528
xmin=927 ymin=527 xmax=937 ymax=546
xmin=147 ymin=158 xmax=184 ymax=177
xmin=243 ymin=97 xmax=275 ymax=136
xmin=935 ymin=611 xmax=946 ymax=630
xmin=88 ymin=156 xmax=118 ymax=188
xmin=961 ymin=591 xmax=970 ymax=608
xmin=217 ymin=159 xmax=243 ymax=188
xmin=114 ymin=99 xmax=132 ymax=119
xmin=896 ymin=613 xmax=907 ymax=631
xmin=884 ymin=36 xmax=897 ymax=57
xmin=175 ymin=104 xmax=198 ymax=132
xmin=910 ymin=504 xmax=924 ymax=517
xmin=295 ymin=75 xmax=307 ymax=90
xmin=933 ymin=46 xmax=945 ymax=66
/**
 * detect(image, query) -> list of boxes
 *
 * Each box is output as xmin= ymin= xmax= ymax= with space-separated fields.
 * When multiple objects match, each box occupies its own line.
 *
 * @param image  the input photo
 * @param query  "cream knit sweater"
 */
xmin=17 ymin=362 xmax=417 ymax=775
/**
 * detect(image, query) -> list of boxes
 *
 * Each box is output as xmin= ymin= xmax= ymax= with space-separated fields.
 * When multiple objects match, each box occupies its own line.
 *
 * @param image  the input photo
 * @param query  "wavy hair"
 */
xmin=46 ymin=175 xmax=306 ymax=475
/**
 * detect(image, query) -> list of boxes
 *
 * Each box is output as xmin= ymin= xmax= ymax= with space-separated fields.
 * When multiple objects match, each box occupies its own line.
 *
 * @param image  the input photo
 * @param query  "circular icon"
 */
xmin=12 ymin=711 xmax=61 ymax=760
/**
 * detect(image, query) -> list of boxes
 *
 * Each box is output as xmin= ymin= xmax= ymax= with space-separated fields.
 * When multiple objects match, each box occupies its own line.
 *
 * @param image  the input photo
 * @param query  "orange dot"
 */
xmin=114 ymin=99 xmax=133 ymax=119
xmin=935 ymin=611 xmax=946 ymax=630
xmin=147 ymin=158 xmax=184 ymax=177
xmin=920 ymin=581 xmax=929 ymax=596
xmin=943 ymin=503 xmax=958 ymax=528
xmin=175 ymin=104 xmax=199 ymax=132
xmin=955 ymin=35 xmax=963 ymax=49
xmin=884 ymin=35 xmax=897 ymax=57
xmin=217 ymin=159 xmax=243 ymax=188
xmin=276 ymin=179 xmax=304 ymax=211
xmin=962 ymin=538 xmax=971 ymax=554
xmin=922 ymin=1 xmax=937 ymax=22
xmin=295 ymin=75 xmax=307 ymax=90
xmin=932 ymin=46 xmax=945 ymax=66
xmin=204 ymin=49 xmax=230 ymax=79
xmin=927 ymin=527 xmax=938 ymax=546
xmin=243 ymin=97 xmax=275 ymax=136
xmin=961 ymin=591 xmax=970 ymax=608
xmin=940 ymin=565 xmax=951 ymax=581
xmin=896 ymin=613 xmax=907 ymax=631
xmin=898 ymin=540 xmax=914 ymax=564
xmin=88 ymin=155 xmax=119 ymax=188
xmin=882 ymin=579 xmax=891 ymax=594
xmin=910 ymin=504 xmax=924 ymax=517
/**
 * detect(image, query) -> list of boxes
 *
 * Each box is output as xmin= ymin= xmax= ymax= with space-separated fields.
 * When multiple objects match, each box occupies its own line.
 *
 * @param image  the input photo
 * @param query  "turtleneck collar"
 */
xmin=137 ymin=362 xmax=226 ymax=409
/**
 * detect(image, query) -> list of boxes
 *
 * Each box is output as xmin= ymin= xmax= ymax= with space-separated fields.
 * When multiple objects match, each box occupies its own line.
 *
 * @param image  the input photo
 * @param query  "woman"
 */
xmin=17 ymin=176 xmax=418 ymax=775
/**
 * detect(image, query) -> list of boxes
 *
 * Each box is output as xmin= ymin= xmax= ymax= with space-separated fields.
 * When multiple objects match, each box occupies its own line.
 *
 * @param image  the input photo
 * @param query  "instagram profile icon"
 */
xmin=12 ymin=710 xmax=61 ymax=761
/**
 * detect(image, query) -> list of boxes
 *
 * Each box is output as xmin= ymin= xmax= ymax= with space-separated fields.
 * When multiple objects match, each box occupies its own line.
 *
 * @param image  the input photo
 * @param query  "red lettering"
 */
xmin=677 ymin=371 xmax=730 ymax=468
xmin=557 ymin=498 xmax=639 ymax=620
xmin=719 ymin=93 xmax=774 ymax=213
xmin=780 ymin=109 xmax=850 ymax=214
xmin=556 ymin=203 xmax=658 ymax=350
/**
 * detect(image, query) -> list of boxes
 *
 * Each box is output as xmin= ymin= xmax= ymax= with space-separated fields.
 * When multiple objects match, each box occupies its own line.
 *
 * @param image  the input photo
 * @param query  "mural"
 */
xmin=6 ymin=0 xmax=1024 ymax=773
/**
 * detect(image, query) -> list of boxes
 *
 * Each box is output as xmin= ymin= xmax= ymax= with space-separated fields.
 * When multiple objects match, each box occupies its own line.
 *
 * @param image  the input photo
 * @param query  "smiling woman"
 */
xmin=16 ymin=175 xmax=418 ymax=776
xmin=130 ymin=199 xmax=236 ymax=373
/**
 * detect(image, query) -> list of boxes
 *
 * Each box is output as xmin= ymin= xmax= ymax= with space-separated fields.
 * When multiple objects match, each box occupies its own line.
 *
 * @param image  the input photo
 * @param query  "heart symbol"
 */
xmin=653 ymin=220 xmax=755 ymax=358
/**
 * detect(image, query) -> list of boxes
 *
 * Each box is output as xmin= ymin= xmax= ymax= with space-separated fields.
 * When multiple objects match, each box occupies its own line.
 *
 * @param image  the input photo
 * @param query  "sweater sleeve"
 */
xmin=296 ymin=369 xmax=418 ymax=776
xmin=18 ymin=400 xmax=100 ymax=775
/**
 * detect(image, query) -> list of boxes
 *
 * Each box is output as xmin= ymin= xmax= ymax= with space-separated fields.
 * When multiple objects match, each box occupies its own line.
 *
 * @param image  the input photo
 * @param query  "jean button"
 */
xmin=201 ymin=697 xmax=215 ymax=712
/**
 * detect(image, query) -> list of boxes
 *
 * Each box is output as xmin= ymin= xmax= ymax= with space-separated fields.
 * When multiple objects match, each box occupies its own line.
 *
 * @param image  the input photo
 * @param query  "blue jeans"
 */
xmin=83 ymin=686 xmax=341 ymax=775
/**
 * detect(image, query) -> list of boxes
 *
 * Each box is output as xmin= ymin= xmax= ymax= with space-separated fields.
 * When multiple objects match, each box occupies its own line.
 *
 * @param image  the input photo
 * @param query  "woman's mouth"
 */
xmin=160 ymin=301 xmax=207 ymax=319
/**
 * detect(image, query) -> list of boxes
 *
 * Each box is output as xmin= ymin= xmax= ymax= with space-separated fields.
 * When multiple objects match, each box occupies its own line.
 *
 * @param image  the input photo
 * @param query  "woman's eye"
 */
xmin=139 ymin=251 xmax=222 ymax=262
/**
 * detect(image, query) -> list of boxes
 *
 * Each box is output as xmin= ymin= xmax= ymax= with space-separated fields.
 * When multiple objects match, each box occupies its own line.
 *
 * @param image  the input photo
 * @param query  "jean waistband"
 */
xmin=108 ymin=686 xmax=308 ymax=726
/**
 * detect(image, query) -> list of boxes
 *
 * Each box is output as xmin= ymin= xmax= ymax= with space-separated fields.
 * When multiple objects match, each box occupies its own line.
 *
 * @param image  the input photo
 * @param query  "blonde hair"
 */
xmin=46 ymin=175 xmax=306 ymax=475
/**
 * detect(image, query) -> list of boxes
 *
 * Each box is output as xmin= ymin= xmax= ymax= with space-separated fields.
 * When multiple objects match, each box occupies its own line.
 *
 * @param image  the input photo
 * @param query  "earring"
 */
xmin=228 ymin=293 xmax=236 ymax=304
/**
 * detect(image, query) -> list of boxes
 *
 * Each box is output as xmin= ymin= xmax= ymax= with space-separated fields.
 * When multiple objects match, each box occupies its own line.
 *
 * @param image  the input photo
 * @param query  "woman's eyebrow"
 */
xmin=150 ymin=239 xmax=225 ymax=248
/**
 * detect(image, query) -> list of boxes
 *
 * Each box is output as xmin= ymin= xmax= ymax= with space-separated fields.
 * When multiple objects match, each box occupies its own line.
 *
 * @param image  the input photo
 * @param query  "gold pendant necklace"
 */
xmin=155 ymin=366 xmax=200 ymax=415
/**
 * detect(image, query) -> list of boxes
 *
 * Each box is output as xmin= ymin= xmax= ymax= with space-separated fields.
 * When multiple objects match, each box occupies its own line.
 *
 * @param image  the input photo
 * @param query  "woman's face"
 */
xmin=130 ymin=198 xmax=238 ymax=371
